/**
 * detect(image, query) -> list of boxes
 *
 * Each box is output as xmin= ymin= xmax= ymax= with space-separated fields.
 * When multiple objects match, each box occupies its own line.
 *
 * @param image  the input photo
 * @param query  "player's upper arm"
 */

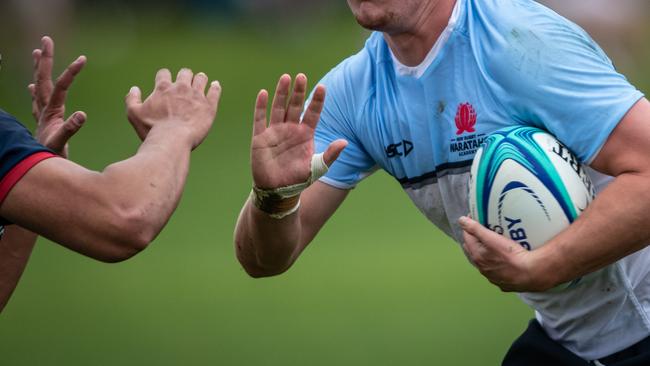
xmin=312 ymin=51 xmax=377 ymax=190
xmin=0 ymin=156 xmax=148 ymax=261
xmin=589 ymin=98 xmax=650 ymax=177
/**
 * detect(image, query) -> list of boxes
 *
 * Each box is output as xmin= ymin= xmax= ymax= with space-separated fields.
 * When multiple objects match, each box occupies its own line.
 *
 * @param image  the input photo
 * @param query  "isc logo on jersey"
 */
xmin=468 ymin=126 xmax=595 ymax=270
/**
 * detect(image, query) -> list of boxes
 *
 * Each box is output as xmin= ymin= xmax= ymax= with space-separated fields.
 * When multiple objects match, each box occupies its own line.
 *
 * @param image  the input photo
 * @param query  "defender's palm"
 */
xmin=251 ymin=74 xmax=346 ymax=189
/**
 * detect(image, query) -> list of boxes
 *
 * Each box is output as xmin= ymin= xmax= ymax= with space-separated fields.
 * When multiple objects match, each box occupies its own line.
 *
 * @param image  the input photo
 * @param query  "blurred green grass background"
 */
xmin=0 ymin=5 xmax=648 ymax=366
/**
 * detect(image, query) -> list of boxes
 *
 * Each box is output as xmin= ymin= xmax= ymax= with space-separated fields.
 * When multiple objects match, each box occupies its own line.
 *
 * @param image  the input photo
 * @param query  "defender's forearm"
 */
xmin=99 ymin=124 xmax=193 ymax=239
xmin=536 ymin=172 xmax=650 ymax=287
xmin=0 ymin=226 xmax=38 ymax=311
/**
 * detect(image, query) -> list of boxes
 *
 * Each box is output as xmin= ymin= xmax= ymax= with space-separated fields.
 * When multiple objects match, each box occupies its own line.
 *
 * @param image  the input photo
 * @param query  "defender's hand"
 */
xmin=251 ymin=74 xmax=347 ymax=189
xmin=459 ymin=216 xmax=552 ymax=292
xmin=30 ymin=36 xmax=87 ymax=158
xmin=125 ymin=68 xmax=221 ymax=149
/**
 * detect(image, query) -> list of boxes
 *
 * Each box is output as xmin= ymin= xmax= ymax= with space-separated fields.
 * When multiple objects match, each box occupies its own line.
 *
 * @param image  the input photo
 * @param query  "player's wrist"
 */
xmin=249 ymin=153 xmax=330 ymax=219
xmin=250 ymin=188 xmax=301 ymax=219
xmin=528 ymin=244 xmax=565 ymax=291
xmin=148 ymin=122 xmax=195 ymax=149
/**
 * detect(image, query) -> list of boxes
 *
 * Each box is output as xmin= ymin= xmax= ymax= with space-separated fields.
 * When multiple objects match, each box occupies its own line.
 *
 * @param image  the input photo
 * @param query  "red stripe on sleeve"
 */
xmin=0 ymin=151 xmax=57 ymax=204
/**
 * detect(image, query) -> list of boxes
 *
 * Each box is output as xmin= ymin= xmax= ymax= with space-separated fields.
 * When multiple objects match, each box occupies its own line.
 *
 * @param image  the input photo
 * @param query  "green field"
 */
xmin=0 ymin=9 xmax=648 ymax=366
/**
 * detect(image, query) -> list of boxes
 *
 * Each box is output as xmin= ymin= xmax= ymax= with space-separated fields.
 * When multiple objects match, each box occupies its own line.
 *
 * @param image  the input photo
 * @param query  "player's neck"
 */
xmin=383 ymin=0 xmax=456 ymax=67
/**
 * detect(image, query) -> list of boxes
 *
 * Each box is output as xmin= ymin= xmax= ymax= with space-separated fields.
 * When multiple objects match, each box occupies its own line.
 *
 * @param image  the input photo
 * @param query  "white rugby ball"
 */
xmin=468 ymin=126 xmax=595 ymax=253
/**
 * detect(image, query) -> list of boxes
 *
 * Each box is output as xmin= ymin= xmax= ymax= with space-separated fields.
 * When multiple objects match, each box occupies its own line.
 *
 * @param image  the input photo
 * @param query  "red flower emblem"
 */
xmin=455 ymin=102 xmax=477 ymax=135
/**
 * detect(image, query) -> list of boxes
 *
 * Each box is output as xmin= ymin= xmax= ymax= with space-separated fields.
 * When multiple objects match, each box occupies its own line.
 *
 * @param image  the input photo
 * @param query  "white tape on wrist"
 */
xmin=252 ymin=153 xmax=329 ymax=219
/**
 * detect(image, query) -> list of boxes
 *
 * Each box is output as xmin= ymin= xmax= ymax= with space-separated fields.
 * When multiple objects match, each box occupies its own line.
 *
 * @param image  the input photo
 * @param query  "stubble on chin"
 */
xmin=353 ymin=5 xmax=398 ymax=32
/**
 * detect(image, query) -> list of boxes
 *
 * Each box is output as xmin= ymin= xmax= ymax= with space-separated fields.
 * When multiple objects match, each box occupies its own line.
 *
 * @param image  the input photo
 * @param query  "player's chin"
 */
xmin=351 ymin=2 xmax=392 ymax=31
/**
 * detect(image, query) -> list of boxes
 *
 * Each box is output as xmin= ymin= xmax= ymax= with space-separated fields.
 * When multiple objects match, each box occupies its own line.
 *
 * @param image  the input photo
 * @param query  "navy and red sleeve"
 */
xmin=0 ymin=109 xmax=57 ymax=207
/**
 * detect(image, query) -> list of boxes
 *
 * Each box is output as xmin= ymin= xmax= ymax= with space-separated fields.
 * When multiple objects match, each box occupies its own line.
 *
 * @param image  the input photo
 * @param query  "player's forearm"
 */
xmin=534 ymin=172 xmax=650 ymax=288
xmin=234 ymin=199 xmax=303 ymax=277
xmin=89 ymin=124 xmax=192 ymax=254
xmin=0 ymin=226 xmax=38 ymax=312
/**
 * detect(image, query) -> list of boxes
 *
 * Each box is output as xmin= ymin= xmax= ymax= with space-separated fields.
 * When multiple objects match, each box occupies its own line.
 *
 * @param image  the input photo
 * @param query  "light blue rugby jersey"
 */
xmin=314 ymin=0 xmax=647 ymax=361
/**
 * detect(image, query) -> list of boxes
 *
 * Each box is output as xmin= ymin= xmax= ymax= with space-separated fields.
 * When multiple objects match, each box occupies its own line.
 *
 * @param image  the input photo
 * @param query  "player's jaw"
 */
xmin=346 ymin=0 xmax=440 ymax=34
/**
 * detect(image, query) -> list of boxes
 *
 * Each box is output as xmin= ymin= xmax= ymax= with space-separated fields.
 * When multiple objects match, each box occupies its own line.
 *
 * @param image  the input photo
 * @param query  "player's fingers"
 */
xmin=36 ymin=37 xmax=55 ymax=97
xmin=49 ymin=111 xmax=87 ymax=152
xmin=253 ymin=89 xmax=268 ymax=136
xmin=323 ymin=139 xmax=348 ymax=167
xmin=458 ymin=216 xmax=501 ymax=246
xmin=155 ymin=68 xmax=172 ymax=90
xmin=176 ymin=68 xmax=193 ymax=86
xmin=269 ymin=74 xmax=291 ymax=125
xmin=125 ymin=86 xmax=142 ymax=110
xmin=285 ymin=73 xmax=307 ymax=123
xmin=193 ymin=72 xmax=209 ymax=93
xmin=47 ymin=55 xmax=86 ymax=110
xmin=28 ymin=84 xmax=40 ymax=120
xmin=206 ymin=81 xmax=222 ymax=111
xmin=302 ymin=85 xmax=325 ymax=129
xmin=31 ymin=49 xmax=43 ymax=99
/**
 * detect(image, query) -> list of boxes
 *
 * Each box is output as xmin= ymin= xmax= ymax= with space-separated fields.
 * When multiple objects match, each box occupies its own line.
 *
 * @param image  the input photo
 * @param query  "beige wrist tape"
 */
xmin=251 ymin=153 xmax=329 ymax=219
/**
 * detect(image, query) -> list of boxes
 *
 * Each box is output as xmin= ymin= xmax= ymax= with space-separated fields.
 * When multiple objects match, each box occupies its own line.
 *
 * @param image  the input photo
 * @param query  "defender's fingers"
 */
xmin=49 ymin=111 xmax=87 ymax=152
xmin=28 ymin=84 xmax=39 ymax=120
xmin=176 ymin=68 xmax=193 ymax=86
xmin=206 ymin=81 xmax=222 ymax=110
xmin=34 ymin=39 xmax=55 ymax=109
xmin=301 ymin=85 xmax=325 ymax=129
xmin=125 ymin=86 xmax=142 ymax=110
xmin=155 ymin=68 xmax=172 ymax=89
xmin=269 ymin=74 xmax=291 ymax=125
xmin=193 ymin=72 xmax=209 ymax=93
xmin=285 ymin=73 xmax=308 ymax=123
xmin=323 ymin=139 xmax=348 ymax=167
xmin=253 ymin=89 xmax=268 ymax=136
xmin=47 ymin=56 xmax=86 ymax=110
xmin=36 ymin=37 xmax=55 ymax=89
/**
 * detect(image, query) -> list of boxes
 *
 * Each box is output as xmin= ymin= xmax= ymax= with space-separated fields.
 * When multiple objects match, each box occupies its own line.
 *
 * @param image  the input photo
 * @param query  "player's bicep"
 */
xmin=590 ymin=98 xmax=650 ymax=177
xmin=0 ymin=157 xmax=114 ymax=254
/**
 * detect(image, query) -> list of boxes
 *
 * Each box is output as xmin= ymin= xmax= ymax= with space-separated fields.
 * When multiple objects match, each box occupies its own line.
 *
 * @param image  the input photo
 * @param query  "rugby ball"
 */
xmin=468 ymin=126 xmax=595 ymax=252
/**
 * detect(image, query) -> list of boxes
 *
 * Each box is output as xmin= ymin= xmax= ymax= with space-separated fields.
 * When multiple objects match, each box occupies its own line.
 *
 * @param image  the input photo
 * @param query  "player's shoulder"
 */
xmin=465 ymin=0 xmax=569 ymax=32
xmin=319 ymin=33 xmax=382 ymax=111
xmin=465 ymin=0 xmax=610 ymax=88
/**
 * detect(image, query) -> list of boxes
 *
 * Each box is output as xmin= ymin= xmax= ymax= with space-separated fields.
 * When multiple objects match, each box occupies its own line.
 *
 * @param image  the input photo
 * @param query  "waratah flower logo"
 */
xmin=455 ymin=102 xmax=477 ymax=135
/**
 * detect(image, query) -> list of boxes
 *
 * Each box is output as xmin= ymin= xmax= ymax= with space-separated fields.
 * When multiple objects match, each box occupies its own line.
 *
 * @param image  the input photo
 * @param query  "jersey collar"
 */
xmin=389 ymin=0 xmax=462 ymax=79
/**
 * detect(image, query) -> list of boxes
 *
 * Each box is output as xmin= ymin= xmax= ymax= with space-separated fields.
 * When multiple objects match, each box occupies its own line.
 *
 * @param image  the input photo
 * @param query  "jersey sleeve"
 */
xmin=0 ymin=110 xmax=56 ymax=206
xmin=313 ymin=60 xmax=377 ymax=189
xmin=474 ymin=0 xmax=644 ymax=164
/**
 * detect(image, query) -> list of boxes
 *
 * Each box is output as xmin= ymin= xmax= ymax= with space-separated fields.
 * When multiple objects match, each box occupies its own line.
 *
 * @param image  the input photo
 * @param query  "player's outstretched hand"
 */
xmin=30 ymin=36 xmax=87 ymax=159
xmin=251 ymin=74 xmax=347 ymax=189
xmin=125 ymin=68 xmax=221 ymax=149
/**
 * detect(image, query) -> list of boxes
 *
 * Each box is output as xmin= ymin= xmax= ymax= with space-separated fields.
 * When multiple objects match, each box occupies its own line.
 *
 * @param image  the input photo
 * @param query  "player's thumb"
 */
xmin=125 ymin=86 xmax=142 ymax=112
xmin=459 ymin=216 xmax=502 ymax=245
xmin=459 ymin=216 xmax=486 ymax=238
xmin=323 ymin=139 xmax=348 ymax=167
xmin=50 ymin=111 xmax=86 ymax=152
